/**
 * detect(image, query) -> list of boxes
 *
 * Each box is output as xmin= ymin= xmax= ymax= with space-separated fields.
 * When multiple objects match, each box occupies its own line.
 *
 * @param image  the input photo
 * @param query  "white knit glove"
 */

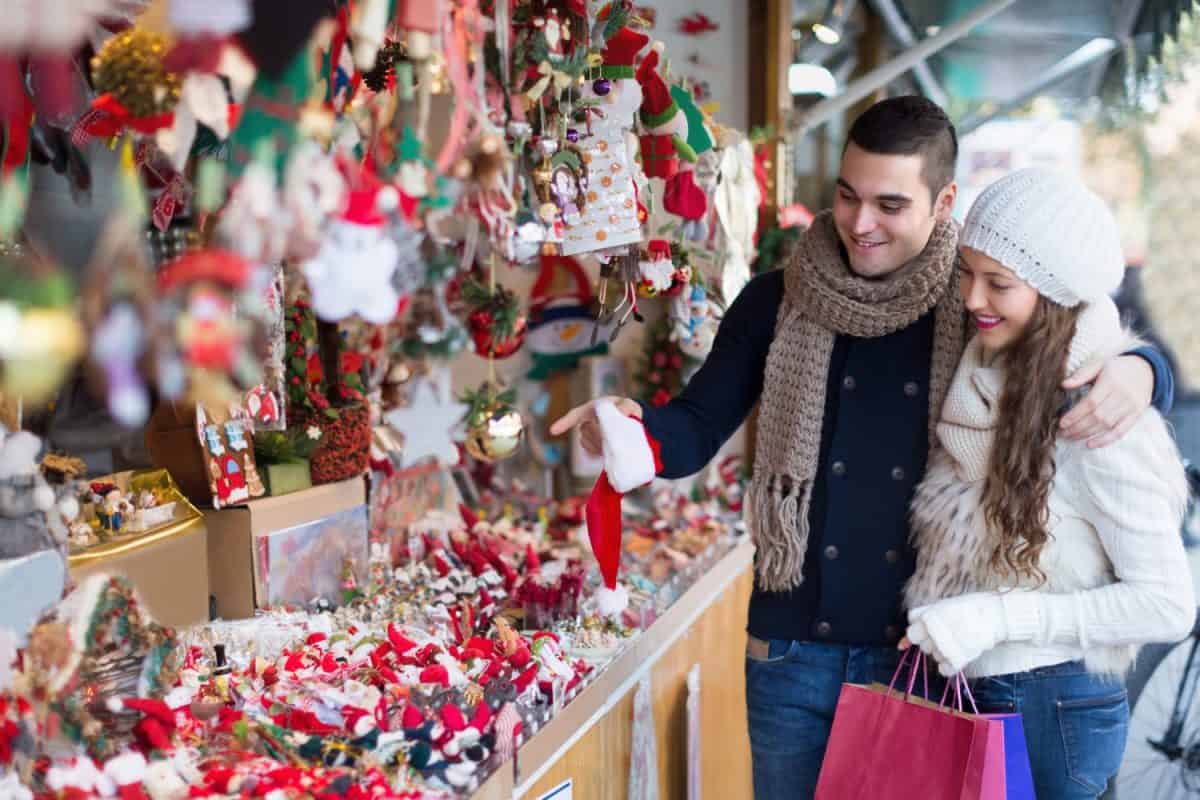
xmin=906 ymin=591 xmax=1043 ymax=677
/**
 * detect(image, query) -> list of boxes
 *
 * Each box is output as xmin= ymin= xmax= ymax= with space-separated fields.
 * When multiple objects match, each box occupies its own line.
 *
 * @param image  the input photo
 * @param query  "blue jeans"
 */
xmin=745 ymin=639 xmax=912 ymax=800
xmin=971 ymin=661 xmax=1129 ymax=798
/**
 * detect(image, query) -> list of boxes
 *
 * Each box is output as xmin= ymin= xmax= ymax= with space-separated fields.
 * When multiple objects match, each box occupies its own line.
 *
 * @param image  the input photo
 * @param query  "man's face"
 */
xmin=832 ymin=143 xmax=956 ymax=279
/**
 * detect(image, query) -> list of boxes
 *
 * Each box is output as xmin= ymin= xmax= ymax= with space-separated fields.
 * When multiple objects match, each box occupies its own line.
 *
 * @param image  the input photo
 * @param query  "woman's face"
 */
xmin=958 ymin=246 xmax=1042 ymax=355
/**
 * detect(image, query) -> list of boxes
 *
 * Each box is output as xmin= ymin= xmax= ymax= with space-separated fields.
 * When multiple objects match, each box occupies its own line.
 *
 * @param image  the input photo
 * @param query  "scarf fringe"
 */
xmin=745 ymin=474 xmax=814 ymax=592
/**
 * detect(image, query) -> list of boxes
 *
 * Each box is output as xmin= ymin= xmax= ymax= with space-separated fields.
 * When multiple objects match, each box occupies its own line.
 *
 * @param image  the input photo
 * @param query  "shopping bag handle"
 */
xmin=887 ymin=647 xmax=930 ymax=700
xmin=938 ymin=672 xmax=980 ymax=714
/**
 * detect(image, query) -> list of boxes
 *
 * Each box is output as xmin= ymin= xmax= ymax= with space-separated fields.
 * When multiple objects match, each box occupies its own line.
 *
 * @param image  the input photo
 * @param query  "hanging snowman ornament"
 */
xmin=302 ymin=175 xmax=404 ymax=325
xmin=560 ymin=13 xmax=648 ymax=258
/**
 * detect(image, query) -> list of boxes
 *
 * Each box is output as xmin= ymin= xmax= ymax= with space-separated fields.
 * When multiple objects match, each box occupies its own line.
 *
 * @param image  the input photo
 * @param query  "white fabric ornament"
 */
xmin=302 ymin=186 xmax=403 ymax=324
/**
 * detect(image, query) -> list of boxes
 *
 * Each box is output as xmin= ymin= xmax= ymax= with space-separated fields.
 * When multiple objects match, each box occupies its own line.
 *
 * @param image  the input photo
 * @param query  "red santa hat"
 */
xmin=600 ymin=27 xmax=650 ymax=80
xmin=637 ymin=48 xmax=679 ymax=129
xmin=585 ymin=400 xmax=662 ymax=617
xmin=645 ymin=239 xmax=671 ymax=261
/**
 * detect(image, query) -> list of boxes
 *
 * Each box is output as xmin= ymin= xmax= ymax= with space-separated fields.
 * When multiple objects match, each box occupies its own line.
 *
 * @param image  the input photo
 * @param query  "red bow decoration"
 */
xmin=71 ymin=93 xmax=175 ymax=147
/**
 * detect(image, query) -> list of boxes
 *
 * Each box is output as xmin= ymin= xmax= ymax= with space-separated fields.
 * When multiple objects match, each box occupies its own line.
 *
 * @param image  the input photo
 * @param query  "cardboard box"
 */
xmin=70 ymin=517 xmax=210 ymax=630
xmin=205 ymin=477 xmax=366 ymax=619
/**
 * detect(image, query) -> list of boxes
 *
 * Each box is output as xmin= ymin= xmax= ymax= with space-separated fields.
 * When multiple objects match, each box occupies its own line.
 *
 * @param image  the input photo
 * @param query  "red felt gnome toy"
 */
xmin=585 ymin=399 xmax=661 ymax=617
xmin=636 ymin=45 xmax=707 ymax=222
xmin=635 ymin=46 xmax=696 ymax=181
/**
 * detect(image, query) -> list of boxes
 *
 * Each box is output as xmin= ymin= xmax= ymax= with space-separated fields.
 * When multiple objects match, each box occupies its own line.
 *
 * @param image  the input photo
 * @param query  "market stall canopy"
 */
xmin=904 ymin=0 xmax=1194 ymax=106
xmin=792 ymin=0 xmax=1195 ymax=132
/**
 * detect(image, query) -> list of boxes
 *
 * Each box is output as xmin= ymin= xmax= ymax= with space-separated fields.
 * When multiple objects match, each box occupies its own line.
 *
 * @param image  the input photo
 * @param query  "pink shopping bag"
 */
xmin=815 ymin=652 xmax=1007 ymax=800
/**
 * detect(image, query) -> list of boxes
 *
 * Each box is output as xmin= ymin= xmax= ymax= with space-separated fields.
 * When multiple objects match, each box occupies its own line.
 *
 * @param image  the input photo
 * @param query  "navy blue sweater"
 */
xmin=640 ymin=269 xmax=1175 ymax=647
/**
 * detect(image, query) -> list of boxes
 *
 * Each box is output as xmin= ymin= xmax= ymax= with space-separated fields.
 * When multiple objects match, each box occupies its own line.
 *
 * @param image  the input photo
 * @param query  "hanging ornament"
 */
xmin=460 ymin=384 xmax=525 ymax=464
xmin=561 ymin=9 xmax=646 ymax=258
xmin=79 ymin=28 xmax=182 ymax=143
xmin=302 ymin=172 xmax=404 ymax=325
xmin=637 ymin=239 xmax=675 ymax=296
xmin=525 ymin=253 xmax=611 ymax=380
xmin=463 ymin=279 xmax=527 ymax=359
xmin=157 ymin=248 xmax=267 ymax=410
xmin=0 ymin=244 xmax=83 ymax=406
xmin=635 ymin=47 xmax=696 ymax=181
xmin=362 ymin=40 xmax=409 ymax=93
xmin=78 ymin=217 xmax=165 ymax=426
xmin=384 ymin=377 xmax=467 ymax=469
xmin=671 ymin=283 xmax=720 ymax=361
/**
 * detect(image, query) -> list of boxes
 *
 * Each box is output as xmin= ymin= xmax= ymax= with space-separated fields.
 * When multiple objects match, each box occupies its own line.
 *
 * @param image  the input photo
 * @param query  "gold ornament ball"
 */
xmin=91 ymin=28 xmax=182 ymax=119
xmin=0 ymin=308 xmax=84 ymax=405
xmin=464 ymin=407 xmax=526 ymax=463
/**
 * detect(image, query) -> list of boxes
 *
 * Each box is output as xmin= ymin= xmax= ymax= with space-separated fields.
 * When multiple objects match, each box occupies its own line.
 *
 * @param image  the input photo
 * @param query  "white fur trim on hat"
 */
xmin=960 ymin=168 xmax=1125 ymax=307
xmin=595 ymin=583 xmax=629 ymax=618
xmin=595 ymin=400 xmax=656 ymax=493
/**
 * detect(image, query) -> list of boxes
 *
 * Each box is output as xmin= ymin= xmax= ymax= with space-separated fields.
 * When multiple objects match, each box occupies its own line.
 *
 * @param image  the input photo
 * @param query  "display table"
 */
xmin=476 ymin=537 xmax=755 ymax=799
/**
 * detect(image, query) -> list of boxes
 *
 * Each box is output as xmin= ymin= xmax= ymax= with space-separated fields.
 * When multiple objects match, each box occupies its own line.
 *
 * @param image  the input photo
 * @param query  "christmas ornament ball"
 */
xmin=464 ymin=405 xmax=525 ymax=463
xmin=91 ymin=28 xmax=182 ymax=119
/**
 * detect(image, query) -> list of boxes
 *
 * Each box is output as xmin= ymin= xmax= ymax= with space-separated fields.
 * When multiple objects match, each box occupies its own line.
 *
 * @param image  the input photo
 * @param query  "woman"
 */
xmin=902 ymin=168 xmax=1196 ymax=798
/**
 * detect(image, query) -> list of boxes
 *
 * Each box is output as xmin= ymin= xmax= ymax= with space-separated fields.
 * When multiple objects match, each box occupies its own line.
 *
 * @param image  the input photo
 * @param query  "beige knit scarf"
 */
xmin=746 ymin=210 xmax=967 ymax=592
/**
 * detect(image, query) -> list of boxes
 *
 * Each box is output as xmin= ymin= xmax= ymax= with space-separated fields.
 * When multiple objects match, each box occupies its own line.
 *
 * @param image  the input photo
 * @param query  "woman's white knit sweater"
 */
xmin=905 ymin=298 xmax=1195 ymax=678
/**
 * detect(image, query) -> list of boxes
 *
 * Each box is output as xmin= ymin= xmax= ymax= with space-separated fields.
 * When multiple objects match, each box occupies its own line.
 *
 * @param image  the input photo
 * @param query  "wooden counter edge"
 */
xmin=509 ymin=536 xmax=755 ymax=797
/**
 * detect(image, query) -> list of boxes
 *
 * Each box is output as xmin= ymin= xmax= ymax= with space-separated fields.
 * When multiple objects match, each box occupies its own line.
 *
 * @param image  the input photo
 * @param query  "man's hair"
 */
xmin=845 ymin=95 xmax=958 ymax=203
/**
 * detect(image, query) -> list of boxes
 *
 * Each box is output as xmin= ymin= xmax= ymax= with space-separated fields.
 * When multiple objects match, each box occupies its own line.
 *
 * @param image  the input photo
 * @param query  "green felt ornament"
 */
xmin=670 ymin=84 xmax=714 ymax=156
xmin=227 ymin=48 xmax=315 ymax=178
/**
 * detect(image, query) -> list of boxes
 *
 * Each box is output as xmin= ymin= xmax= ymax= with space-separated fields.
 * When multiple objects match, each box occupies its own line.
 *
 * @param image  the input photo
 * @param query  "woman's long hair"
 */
xmin=982 ymin=297 xmax=1083 ymax=583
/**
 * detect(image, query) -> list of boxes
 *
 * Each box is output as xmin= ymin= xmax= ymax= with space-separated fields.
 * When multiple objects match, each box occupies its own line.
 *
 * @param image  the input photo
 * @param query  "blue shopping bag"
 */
xmin=984 ymin=713 xmax=1036 ymax=799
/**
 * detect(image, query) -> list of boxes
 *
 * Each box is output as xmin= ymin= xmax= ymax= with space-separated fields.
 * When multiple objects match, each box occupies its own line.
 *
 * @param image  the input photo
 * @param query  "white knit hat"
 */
xmin=960 ymin=168 xmax=1125 ymax=307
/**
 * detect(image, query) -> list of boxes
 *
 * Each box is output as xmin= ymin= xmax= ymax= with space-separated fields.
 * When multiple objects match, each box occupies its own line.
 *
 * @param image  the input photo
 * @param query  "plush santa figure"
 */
xmin=301 ymin=174 xmax=404 ymax=325
xmin=635 ymin=47 xmax=695 ymax=181
xmin=585 ymin=399 xmax=661 ymax=617
xmin=638 ymin=239 xmax=675 ymax=295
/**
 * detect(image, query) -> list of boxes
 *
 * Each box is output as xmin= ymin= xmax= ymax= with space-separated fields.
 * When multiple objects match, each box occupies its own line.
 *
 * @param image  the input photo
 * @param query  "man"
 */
xmin=552 ymin=96 xmax=1173 ymax=798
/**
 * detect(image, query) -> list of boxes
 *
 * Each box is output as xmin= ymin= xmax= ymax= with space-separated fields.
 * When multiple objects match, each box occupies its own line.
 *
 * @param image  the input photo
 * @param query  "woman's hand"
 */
xmin=905 ymin=593 xmax=1009 ymax=677
xmin=1061 ymin=354 xmax=1154 ymax=448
